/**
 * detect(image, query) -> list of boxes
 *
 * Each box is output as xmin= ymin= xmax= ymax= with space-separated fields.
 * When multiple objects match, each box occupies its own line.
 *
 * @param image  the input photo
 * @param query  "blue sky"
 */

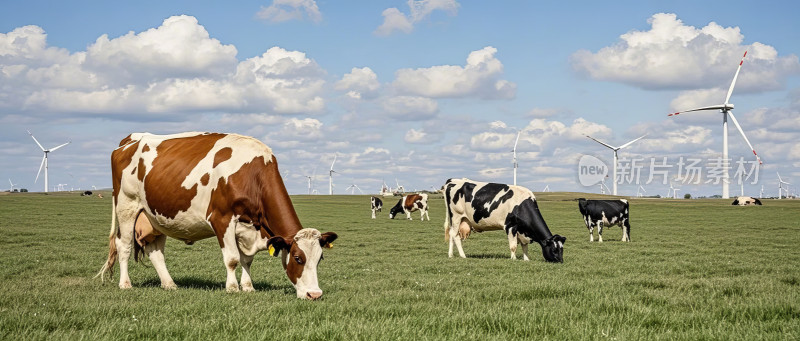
xmin=1 ymin=0 xmax=799 ymax=197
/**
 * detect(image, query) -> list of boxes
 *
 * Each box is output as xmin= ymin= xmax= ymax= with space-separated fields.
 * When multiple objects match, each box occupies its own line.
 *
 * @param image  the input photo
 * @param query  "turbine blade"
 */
xmin=35 ymin=155 xmax=46 ymax=183
xmin=668 ymin=105 xmax=727 ymax=116
xmin=584 ymin=135 xmax=616 ymax=150
xmin=330 ymin=154 xmax=337 ymax=170
xmin=725 ymin=51 xmax=747 ymax=105
xmin=512 ymin=131 xmax=521 ymax=151
xmin=618 ymin=134 xmax=648 ymax=150
xmin=728 ymin=112 xmax=762 ymax=164
xmin=27 ymin=130 xmax=46 ymax=151
xmin=777 ymin=172 xmax=783 ymax=182
xmin=49 ymin=141 xmax=70 ymax=152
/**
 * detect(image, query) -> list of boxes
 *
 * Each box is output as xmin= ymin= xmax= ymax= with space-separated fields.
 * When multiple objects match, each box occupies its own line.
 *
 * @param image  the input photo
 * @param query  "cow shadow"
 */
xmin=468 ymin=253 xmax=509 ymax=260
xmin=140 ymin=276 xmax=293 ymax=293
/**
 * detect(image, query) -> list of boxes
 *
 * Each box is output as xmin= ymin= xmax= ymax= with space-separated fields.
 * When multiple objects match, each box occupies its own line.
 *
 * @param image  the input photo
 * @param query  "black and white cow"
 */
xmin=371 ymin=196 xmax=383 ymax=219
xmin=732 ymin=196 xmax=762 ymax=206
xmin=443 ymin=178 xmax=565 ymax=262
xmin=389 ymin=193 xmax=430 ymax=220
xmin=577 ymin=198 xmax=630 ymax=242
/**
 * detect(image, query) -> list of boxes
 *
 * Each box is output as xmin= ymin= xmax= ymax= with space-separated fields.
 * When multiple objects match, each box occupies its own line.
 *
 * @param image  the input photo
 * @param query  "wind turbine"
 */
xmin=599 ymin=177 xmax=611 ymax=195
xmin=668 ymin=51 xmax=762 ymax=199
xmin=673 ymin=184 xmax=681 ymax=199
xmin=542 ymin=185 xmax=550 ymax=192
xmin=585 ymin=134 xmax=647 ymax=195
xmin=666 ymin=183 xmax=674 ymax=198
xmin=328 ymin=154 xmax=337 ymax=195
xmin=760 ymin=185 xmax=764 ymax=199
xmin=28 ymin=130 xmax=70 ymax=193
xmin=778 ymin=172 xmax=790 ymax=199
xmin=395 ymin=178 xmax=405 ymax=194
xmin=511 ymin=131 xmax=521 ymax=186
xmin=637 ymin=185 xmax=646 ymax=198
xmin=345 ymin=182 xmax=364 ymax=195
xmin=8 ymin=178 xmax=17 ymax=192
xmin=303 ymin=165 xmax=318 ymax=195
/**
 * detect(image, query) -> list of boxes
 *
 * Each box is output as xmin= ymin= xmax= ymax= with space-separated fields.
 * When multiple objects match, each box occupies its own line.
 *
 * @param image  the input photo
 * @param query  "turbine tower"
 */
xmin=28 ymin=130 xmax=70 ymax=193
xmin=511 ymin=131 xmax=521 ymax=186
xmin=778 ymin=172 xmax=790 ymax=199
xmin=585 ymin=134 xmax=647 ymax=195
xmin=328 ymin=154 xmax=337 ymax=195
xmin=669 ymin=51 xmax=762 ymax=199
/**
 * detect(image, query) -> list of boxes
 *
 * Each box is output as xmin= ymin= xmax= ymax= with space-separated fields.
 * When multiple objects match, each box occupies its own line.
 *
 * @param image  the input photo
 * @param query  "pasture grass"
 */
xmin=0 ymin=191 xmax=798 ymax=340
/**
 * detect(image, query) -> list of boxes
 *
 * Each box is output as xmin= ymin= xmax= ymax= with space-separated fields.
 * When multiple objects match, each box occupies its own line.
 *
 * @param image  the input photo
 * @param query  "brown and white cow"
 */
xmin=389 ymin=193 xmax=430 ymax=220
xmin=94 ymin=132 xmax=337 ymax=299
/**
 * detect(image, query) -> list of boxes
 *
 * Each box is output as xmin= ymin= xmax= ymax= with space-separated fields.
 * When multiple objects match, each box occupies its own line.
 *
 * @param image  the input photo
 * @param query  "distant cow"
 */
xmin=82 ymin=191 xmax=93 ymax=196
xmin=371 ymin=196 xmax=383 ymax=219
xmin=443 ymin=178 xmax=565 ymax=262
xmin=732 ymin=196 xmax=762 ymax=206
xmin=578 ymin=198 xmax=630 ymax=242
xmin=389 ymin=193 xmax=429 ymax=220
xmin=95 ymin=132 xmax=337 ymax=299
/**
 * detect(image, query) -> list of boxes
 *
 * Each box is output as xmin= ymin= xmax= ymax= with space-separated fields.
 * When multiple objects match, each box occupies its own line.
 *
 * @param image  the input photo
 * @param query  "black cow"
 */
xmin=82 ymin=191 xmax=93 ymax=196
xmin=578 ymin=198 xmax=630 ymax=242
xmin=371 ymin=196 xmax=383 ymax=219
xmin=443 ymin=178 xmax=565 ymax=262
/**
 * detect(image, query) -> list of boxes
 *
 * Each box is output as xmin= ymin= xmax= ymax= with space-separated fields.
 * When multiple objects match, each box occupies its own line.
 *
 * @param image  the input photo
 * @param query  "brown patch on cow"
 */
xmin=131 ymin=167 xmax=136 ymax=175
xmin=206 ymin=154 xmax=303 ymax=248
xmin=142 ymin=144 xmax=150 ymax=152
xmin=118 ymin=134 xmax=134 ymax=147
xmin=137 ymin=158 xmax=146 ymax=182
xmin=213 ymin=147 xmax=232 ymax=168
xmin=286 ymin=245 xmax=306 ymax=284
xmin=144 ymin=134 xmax=225 ymax=219
xmin=404 ymin=194 xmax=421 ymax=209
xmin=200 ymin=173 xmax=210 ymax=186
xmin=111 ymin=140 xmax=140 ymax=204
xmin=227 ymin=258 xmax=239 ymax=270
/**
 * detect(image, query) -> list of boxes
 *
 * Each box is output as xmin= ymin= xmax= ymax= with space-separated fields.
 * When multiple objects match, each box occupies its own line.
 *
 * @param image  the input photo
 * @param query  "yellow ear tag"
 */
xmin=327 ymin=243 xmax=333 ymax=249
xmin=268 ymin=245 xmax=276 ymax=256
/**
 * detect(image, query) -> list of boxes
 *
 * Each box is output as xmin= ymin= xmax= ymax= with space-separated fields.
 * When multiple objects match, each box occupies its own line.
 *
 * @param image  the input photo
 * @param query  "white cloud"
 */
xmin=374 ymin=0 xmax=459 ymax=36
xmin=392 ymin=46 xmax=515 ymax=99
xmin=571 ymin=13 xmax=800 ymax=92
xmin=256 ymin=0 xmax=322 ymax=23
xmin=335 ymin=67 xmax=381 ymax=99
xmin=0 ymin=17 xmax=327 ymax=117
xmin=382 ymin=96 xmax=439 ymax=120
xmin=404 ymin=128 xmax=428 ymax=143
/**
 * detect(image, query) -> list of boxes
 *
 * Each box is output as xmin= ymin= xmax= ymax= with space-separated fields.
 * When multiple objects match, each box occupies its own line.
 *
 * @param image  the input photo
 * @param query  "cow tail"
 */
xmin=94 ymin=199 xmax=118 ymax=282
xmin=443 ymin=190 xmax=451 ymax=242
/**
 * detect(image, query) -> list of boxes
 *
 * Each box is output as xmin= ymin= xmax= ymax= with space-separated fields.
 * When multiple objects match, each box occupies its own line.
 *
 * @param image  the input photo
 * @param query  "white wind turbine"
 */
xmin=303 ymin=166 xmax=318 ymax=195
xmin=599 ymin=178 xmax=611 ymax=195
xmin=511 ymin=131 xmax=521 ymax=186
xmin=673 ymin=184 xmax=681 ymax=199
xmin=395 ymin=178 xmax=405 ymax=194
xmin=345 ymin=182 xmax=364 ymax=195
xmin=666 ymin=183 xmax=675 ymax=199
xmin=28 ymin=130 xmax=70 ymax=193
xmin=542 ymin=185 xmax=550 ymax=192
xmin=637 ymin=185 xmax=646 ymax=198
xmin=8 ymin=178 xmax=18 ymax=192
xmin=328 ymin=154 xmax=337 ymax=195
xmin=669 ymin=51 xmax=762 ymax=199
xmin=585 ymin=134 xmax=647 ymax=195
xmin=778 ymin=172 xmax=790 ymax=199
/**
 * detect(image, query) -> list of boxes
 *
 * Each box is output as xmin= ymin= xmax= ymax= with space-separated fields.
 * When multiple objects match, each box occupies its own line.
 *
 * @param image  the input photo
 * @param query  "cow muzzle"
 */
xmin=303 ymin=290 xmax=323 ymax=300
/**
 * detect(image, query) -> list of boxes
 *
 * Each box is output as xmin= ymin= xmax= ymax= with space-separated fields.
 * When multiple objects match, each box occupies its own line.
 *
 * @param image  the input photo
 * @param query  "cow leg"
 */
xmin=238 ymin=251 xmax=255 ymax=292
xmin=423 ymin=208 xmax=430 ymax=221
xmin=218 ymin=218 xmax=241 ymax=292
xmin=371 ymin=208 xmax=376 ymax=219
xmin=449 ymin=220 xmax=468 ymax=258
xmin=622 ymin=218 xmax=631 ymax=242
xmin=588 ymin=223 xmax=594 ymax=242
xmin=520 ymin=240 xmax=530 ymax=261
xmin=597 ymin=220 xmax=604 ymax=243
xmin=406 ymin=209 xmax=412 ymax=220
xmin=144 ymin=234 xmax=176 ymax=290
xmin=115 ymin=202 xmax=138 ymax=289
xmin=507 ymin=231 xmax=518 ymax=260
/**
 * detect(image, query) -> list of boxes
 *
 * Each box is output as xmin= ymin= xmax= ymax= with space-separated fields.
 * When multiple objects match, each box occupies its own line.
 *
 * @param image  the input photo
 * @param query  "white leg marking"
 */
xmin=220 ymin=218 xmax=241 ymax=292
xmin=239 ymin=251 xmax=255 ymax=292
xmin=507 ymin=231 xmax=518 ymax=260
xmin=144 ymin=234 xmax=176 ymax=290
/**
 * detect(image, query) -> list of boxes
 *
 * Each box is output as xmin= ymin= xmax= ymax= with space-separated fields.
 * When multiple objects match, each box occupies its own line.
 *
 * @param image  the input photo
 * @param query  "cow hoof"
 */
xmin=241 ymin=285 xmax=255 ymax=293
xmin=162 ymin=282 xmax=177 ymax=290
xmin=226 ymin=284 xmax=240 ymax=293
xmin=119 ymin=281 xmax=132 ymax=289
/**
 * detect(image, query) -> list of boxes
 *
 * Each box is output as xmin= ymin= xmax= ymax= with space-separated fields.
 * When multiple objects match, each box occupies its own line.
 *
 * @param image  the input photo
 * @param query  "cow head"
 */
xmin=388 ymin=200 xmax=403 ymax=219
xmin=540 ymin=235 xmax=566 ymax=263
xmin=266 ymin=228 xmax=338 ymax=300
xmin=577 ymin=198 xmax=588 ymax=215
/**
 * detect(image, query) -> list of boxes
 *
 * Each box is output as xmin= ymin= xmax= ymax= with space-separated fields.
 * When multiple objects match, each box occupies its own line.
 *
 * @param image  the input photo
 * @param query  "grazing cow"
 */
xmin=389 ymin=193 xmax=430 ymax=220
xmin=732 ymin=196 xmax=762 ymax=206
xmin=370 ymin=196 xmax=383 ymax=219
xmin=443 ymin=178 xmax=565 ymax=262
xmin=95 ymin=132 xmax=338 ymax=299
xmin=578 ymin=198 xmax=630 ymax=242
xmin=82 ymin=191 xmax=93 ymax=196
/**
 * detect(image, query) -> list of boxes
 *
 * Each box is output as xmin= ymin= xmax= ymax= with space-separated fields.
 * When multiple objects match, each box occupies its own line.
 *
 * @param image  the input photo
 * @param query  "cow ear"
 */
xmin=267 ymin=236 xmax=290 ymax=257
xmin=554 ymin=235 xmax=566 ymax=244
xmin=319 ymin=232 xmax=338 ymax=249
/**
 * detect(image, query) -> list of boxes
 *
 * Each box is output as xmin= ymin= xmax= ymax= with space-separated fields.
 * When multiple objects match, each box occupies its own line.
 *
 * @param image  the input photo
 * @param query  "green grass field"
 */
xmin=1 ymin=191 xmax=798 ymax=340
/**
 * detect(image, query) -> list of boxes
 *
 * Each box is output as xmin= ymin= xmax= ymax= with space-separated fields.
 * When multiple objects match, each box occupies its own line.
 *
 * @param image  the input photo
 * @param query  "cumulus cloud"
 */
xmin=392 ymin=46 xmax=515 ymax=99
xmin=256 ymin=0 xmax=322 ymax=23
xmin=0 ymin=16 xmax=327 ymax=117
xmin=375 ymin=0 xmax=459 ymax=36
xmin=382 ymin=96 xmax=439 ymax=120
xmin=470 ymin=117 xmax=612 ymax=153
xmin=335 ymin=67 xmax=381 ymax=99
xmin=404 ymin=128 xmax=428 ymax=143
xmin=571 ymin=13 xmax=800 ymax=92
